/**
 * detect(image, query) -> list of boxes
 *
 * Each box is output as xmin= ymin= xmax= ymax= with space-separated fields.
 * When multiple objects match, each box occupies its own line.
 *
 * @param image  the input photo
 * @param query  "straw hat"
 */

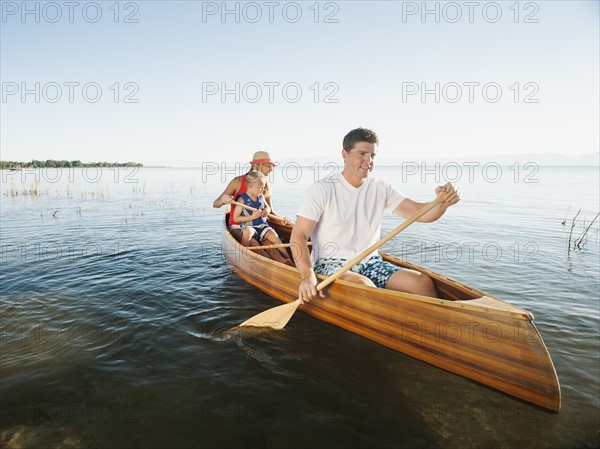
xmin=251 ymin=151 xmax=278 ymax=166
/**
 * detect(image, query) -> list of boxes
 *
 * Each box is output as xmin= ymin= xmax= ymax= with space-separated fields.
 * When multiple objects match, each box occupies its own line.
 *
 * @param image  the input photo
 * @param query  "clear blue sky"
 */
xmin=1 ymin=1 xmax=598 ymax=166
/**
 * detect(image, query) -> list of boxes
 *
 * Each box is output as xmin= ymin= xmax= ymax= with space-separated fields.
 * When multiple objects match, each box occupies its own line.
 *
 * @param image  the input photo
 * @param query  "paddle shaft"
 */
xmin=313 ymin=193 xmax=446 ymax=293
xmin=230 ymin=200 xmax=284 ymax=223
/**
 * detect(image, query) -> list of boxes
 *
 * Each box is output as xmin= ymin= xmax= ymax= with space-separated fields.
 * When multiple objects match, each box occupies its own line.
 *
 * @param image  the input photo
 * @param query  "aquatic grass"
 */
xmin=2 ymin=180 xmax=108 ymax=199
xmin=4 ymin=182 xmax=45 ymax=197
xmin=574 ymin=212 xmax=600 ymax=249
xmin=563 ymin=208 xmax=600 ymax=253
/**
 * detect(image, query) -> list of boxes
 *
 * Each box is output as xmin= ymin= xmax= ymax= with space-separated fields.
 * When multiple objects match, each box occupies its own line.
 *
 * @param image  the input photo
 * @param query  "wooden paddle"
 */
xmin=239 ymin=192 xmax=446 ymax=329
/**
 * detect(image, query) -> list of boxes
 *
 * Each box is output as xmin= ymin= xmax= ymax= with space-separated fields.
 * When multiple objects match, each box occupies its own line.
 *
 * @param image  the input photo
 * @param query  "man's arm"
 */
xmin=393 ymin=183 xmax=460 ymax=222
xmin=290 ymin=216 xmax=323 ymax=303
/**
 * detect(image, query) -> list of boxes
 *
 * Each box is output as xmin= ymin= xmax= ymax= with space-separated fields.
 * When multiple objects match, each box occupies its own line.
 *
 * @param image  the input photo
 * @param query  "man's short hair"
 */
xmin=343 ymin=128 xmax=379 ymax=151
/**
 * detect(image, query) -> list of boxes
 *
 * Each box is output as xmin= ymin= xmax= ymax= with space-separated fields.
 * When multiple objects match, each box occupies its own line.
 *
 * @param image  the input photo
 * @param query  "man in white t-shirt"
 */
xmin=290 ymin=127 xmax=460 ymax=303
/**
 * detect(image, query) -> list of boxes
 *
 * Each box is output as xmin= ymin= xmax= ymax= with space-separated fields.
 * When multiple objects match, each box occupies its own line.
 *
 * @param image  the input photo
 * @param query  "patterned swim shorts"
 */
xmin=313 ymin=255 xmax=401 ymax=288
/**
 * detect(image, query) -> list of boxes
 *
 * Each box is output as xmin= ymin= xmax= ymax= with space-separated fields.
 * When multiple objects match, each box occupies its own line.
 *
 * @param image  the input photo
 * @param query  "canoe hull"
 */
xmin=221 ymin=216 xmax=561 ymax=412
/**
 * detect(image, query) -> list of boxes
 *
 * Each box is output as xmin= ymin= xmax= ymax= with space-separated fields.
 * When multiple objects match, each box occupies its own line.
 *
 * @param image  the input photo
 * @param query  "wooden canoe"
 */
xmin=221 ymin=214 xmax=561 ymax=412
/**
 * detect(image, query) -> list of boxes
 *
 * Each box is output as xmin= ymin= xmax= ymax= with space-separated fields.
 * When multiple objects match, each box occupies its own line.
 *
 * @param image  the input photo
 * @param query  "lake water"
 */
xmin=1 ymin=165 xmax=598 ymax=449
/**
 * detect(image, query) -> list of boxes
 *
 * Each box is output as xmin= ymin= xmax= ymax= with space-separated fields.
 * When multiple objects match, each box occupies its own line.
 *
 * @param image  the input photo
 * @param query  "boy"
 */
xmin=233 ymin=171 xmax=291 ymax=264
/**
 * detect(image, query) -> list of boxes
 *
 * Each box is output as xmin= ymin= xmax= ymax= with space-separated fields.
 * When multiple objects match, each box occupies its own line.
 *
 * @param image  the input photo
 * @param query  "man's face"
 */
xmin=343 ymin=141 xmax=376 ymax=178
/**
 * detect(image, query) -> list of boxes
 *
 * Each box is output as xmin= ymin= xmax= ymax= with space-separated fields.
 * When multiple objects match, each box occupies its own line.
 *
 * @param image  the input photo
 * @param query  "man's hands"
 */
xmin=298 ymin=271 xmax=324 ymax=304
xmin=435 ymin=182 xmax=461 ymax=207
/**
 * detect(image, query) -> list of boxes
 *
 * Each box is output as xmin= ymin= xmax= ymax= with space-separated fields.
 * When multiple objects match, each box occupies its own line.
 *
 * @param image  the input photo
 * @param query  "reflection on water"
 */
xmin=1 ymin=167 xmax=598 ymax=448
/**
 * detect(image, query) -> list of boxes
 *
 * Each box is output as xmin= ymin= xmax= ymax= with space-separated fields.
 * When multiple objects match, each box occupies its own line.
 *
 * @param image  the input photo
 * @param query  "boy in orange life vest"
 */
xmin=233 ymin=171 xmax=291 ymax=265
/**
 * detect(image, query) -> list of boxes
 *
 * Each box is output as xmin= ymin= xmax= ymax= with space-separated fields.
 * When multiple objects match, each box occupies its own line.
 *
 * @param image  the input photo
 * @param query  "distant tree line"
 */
xmin=0 ymin=160 xmax=143 ymax=169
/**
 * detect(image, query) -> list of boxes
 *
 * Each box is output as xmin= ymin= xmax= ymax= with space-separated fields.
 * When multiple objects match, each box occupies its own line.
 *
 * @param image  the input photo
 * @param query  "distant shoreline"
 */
xmin=2 ymin=161 xmax=597 ymax=170
xmin=0 ymin=160 xmax=143 ymax=170
xmin=2 ymin=164 xmax=597 ymax=170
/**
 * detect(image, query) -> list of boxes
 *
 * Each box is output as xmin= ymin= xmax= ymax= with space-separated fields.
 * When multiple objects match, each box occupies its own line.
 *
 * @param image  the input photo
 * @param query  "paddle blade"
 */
xmin=239 ymin=299 xmax=301 ymax=330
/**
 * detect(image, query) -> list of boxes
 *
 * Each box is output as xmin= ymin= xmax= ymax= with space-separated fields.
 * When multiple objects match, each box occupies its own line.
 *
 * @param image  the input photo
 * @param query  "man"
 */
xmin=290 ymin=128 xmax=460 ymax=303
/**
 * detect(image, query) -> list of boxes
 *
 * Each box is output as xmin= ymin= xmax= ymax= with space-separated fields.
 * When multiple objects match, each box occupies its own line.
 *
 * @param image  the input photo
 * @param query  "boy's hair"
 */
xmin=246 ymin=170 xmax=266 ymax=186
xmin=342 ymin=127 xmax=379 ymax=151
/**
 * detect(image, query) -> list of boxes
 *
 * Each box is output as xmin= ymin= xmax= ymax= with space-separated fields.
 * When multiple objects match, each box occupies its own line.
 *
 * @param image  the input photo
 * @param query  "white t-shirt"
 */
xmin=297 ymin=173 xmax=406 ymax=263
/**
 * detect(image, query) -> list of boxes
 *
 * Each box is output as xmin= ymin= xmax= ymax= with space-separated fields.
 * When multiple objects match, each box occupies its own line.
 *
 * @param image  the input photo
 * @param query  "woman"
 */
xmin=213 ymin=151 xmax=290 ymax=252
